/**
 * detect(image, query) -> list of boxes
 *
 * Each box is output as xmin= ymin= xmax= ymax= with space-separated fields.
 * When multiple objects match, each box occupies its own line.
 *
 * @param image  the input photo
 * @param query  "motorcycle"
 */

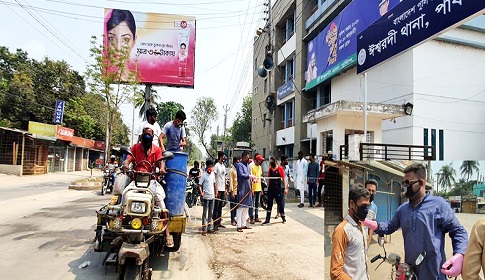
xmin=185 ymin=177 xmax=199 ymax=208
xmin=101 ymin=167 xmax=116 ymax=196
xmin=260 ymin=177 xmax=269 ymax=210
xmin=371 ymin=236 xmax=426 ymax=280
xmin=94 ymin=146 xmax=174 ymax=280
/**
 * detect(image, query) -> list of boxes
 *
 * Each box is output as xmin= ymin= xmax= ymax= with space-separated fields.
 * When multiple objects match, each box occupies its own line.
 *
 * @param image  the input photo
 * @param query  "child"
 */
xmin=198 ymin=160 xmax=217 ymax=235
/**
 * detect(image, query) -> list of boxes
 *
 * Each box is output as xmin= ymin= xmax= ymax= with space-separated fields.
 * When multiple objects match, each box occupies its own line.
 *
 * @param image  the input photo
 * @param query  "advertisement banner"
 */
xmin=304 ymin=0 xmax=400 ymax=91
xmin=104 ymin=9 xmax=196 ymax=87
xmin=54 ymin=100 xmax=65 ymax=124
xmin=357 ymin=0 xmax=485 ymax=73
xmin=56 ymin=125 xmax=74 ymax=141
xmin=28 ymin=121 xmax=56 ymax=137
xmin=71 ymin=136 xmax=95 ymax=149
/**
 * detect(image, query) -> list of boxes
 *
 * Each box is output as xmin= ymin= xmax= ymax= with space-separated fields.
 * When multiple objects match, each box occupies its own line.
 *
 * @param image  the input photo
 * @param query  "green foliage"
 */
xmin=157 ymin=101 xmax=184 ymax=126
xmin=228 ymin=94 xmax=252 ymax=148
xmin=190 ymin=97 xmax=218 ymax=158
xmin=460 ymin=160 xmax=480 ymax=181
xmin=438 ymin=163 xmax=456 ymax=192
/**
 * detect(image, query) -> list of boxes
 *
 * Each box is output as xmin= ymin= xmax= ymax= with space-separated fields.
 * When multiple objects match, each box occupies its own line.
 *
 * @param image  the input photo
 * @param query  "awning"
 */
xmin=367 ymin=161 xmax=404 ymax=178
xmin=26 ymin=133 xmax=57 ymax=142
xmin=338 ymin=160 xmax=374 ymax=171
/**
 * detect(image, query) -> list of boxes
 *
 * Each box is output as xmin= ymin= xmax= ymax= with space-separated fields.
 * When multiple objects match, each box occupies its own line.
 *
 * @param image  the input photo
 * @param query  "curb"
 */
xmin=68 ymin=184 xmax=101 ymax=191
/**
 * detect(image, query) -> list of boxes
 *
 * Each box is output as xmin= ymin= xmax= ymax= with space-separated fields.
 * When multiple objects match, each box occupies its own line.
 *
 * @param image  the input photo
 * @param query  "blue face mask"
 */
xmin=142 ymin=133 xmax=153 ymax=147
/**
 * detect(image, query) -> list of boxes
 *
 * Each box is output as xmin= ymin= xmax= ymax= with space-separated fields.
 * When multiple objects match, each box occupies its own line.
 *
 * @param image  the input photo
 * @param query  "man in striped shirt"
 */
xmin=330 ymin=184 xmax=371 ymax=280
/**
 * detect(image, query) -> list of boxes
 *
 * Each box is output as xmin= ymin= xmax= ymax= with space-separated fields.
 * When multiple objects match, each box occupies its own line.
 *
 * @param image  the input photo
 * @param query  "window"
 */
xmin=263 ymin=113 xmax=267 ymax=128
xmin=262 ymin=148 xmax=266 ymax=159
xmin=285 ymin=58 xmax=294 ymax=82
xmin=439 ymin=129 xmax=444 ymax=160
xmin=284 ymin=144 xmax=294 ymax=158
xmin=254 ymin=86 xmax=258 ymax=95
xmin=264 ymin=78 xmax=268 ymax=93
xmin=255 ymin=58 xmax=258 ymax=71
xmin=280 ymin=101 xmax=294 ymax=129
xmin=253 ymin=117 xmax=257 ymax=126
xmin=318 ymin=82 xmax=331 ymax=107
xmin=285 ymin=14 xmax=295 ymax=41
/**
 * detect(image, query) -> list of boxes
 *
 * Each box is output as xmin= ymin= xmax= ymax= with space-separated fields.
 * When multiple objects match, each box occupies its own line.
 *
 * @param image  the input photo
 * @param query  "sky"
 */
xmin=0 ymin=0 xmax=265 ymax=147
xmin=430 ymin=161 xmax=485 ymax=192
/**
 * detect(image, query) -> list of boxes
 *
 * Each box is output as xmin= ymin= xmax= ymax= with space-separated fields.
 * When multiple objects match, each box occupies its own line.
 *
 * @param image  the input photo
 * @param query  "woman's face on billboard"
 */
xmin=108 ymin=21 xmax=135 ymax=55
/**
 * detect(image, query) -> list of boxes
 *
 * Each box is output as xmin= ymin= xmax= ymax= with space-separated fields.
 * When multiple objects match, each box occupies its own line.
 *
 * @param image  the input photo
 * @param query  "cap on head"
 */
xmin=255 ymin=154 xmax=265 ymax=162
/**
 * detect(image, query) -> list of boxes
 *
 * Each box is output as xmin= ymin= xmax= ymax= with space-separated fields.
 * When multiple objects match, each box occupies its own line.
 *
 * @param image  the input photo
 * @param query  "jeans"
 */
xmin=249 ymin=191 xmax=261 ymax=220
xmin=202 ymin=198 xmax=214 ymax=230
xmin=308 ymin=182 xmax=317 ymax=206
xmin=212 ymin=191 xmax=226 ymax=226
xmin=229 ymin=192 xmax=237 ymax=224
xmin=265 ymin=186 xmax=284 ymax=221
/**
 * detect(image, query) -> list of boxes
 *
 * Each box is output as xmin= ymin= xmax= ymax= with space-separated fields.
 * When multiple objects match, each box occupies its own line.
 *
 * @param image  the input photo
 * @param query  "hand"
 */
xmin=362 ymin=218 xmax=378 ymax=231
xmin=284 ymin=188 xmax=288 ymax=196
xmin=441 ymin=253 xmax=464 ymax=277
xmin=232 ymin=193 xmax=235 ymax=199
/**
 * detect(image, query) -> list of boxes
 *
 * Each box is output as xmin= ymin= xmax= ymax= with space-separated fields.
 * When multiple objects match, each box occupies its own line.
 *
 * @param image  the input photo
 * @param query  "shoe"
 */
xmin=298 ymin=203 xmax=304 ymax=208
xmin=202 ymin=231 xmax=207 ymax=236
xmin=208 ymin=229 xmax=217 ymax=234
xmin=262 ymin=221 xmax=270 ymax=225
xmin=218 ymin=225 xmax=226 ymax=228
xmin=275 ymin=213 xmax=280 ymax=219
xmin=308 ymin=204 xmax=313 ymax=207
xmin=250 ymin=219 xmax=255 ymax=224
xmin=316 ymin=203 xmax=323 ymax=207
xmin=282 ymin=217 xmax=286 ymax=223
xmin=237 ymin=228 xmax=243 ymax=232
xmin=255 ymin=218 xmax=262 ymax=222
xmin=241 ymin=226 xmax=252 ymax=229
xmin=231 ymin=222 xmax=237 ymax=226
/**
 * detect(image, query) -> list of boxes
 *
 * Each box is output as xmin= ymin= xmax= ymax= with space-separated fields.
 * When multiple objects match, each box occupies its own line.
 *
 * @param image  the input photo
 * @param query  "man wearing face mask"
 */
xmin=330 ymin=184 xmax=370 ymax=280
xmin=262 ymin=156 xmax=287 ymax=225
xmin=364 ymin=179 xmax=378 ymax=246
xmin=363 ymin=163 xmax=468 ymax=280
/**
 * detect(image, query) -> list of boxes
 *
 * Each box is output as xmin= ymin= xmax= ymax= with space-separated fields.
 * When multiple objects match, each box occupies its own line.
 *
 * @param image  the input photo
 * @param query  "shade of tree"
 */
xmin=190 ymin=97 xmax=218 ymax=158
xmin=460 ymin=160 xmax=479 ymax=181
xmin=438 ymin=163 xmax=456 ymax=192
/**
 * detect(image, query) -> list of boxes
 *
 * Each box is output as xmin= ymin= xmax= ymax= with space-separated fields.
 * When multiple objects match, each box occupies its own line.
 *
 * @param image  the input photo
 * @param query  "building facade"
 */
xmin=252 ymin=0 xmax=485 ymax=160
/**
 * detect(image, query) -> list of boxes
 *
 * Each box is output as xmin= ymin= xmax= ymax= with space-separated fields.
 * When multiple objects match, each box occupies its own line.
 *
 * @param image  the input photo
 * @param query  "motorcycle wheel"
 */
xmin=101 ymin=179 xmax=107 ymax=196
xmin=260 ymin=193 xmax=268 ymax=210
xmin=185 ymin=193 xmax=193 ymax=208
xmin=122 ymin=259 xmax=143 ymax=280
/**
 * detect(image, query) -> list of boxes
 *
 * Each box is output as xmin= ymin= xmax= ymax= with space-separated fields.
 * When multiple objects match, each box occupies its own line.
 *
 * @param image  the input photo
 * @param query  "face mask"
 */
xmin=369 ymin=193 xmax=375 ymax=203
xmin=142 ymin=133 xmax=153 ymax=148
xmin=352 ymin=203 xmax=368 ymax=221
xmin=403 ymin=182 xmax=420 ymax=198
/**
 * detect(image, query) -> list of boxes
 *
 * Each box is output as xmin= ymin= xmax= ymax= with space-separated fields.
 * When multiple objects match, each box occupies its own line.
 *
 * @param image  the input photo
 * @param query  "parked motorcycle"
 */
xmin=371 ymin=236 xmax=426 ymax=280
xmin=185 ymin=178 xmax=199 ymax=208
xmin=94 ymin=146 xmax=174 ymax=280
xmin=101 ymin=167 xmax=116 ymax=196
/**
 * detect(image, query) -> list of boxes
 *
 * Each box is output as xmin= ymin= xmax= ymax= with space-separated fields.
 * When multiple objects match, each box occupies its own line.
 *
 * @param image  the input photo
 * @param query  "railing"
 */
xmin=340 ymin=143 xmax=435 ymax=161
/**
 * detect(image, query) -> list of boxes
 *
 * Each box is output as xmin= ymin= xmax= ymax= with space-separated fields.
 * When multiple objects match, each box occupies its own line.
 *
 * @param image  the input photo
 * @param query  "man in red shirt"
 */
xmin=122 ymin=125 xmax=174 ymax=248
xmin=262 ymin=156 xmax=288 ymax=225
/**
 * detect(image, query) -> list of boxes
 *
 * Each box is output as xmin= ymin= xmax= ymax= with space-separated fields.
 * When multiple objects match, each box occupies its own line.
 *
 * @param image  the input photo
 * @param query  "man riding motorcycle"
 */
xmin=103 ymin=155 xmax=118 ymax=180
xmin=120 ymin=124 xmax=174 ymax=248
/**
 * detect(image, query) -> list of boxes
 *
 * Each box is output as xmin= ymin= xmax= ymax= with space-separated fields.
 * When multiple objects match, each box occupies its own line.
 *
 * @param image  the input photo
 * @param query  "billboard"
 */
xmin=357 ymin=0 xmax=485 ymax=73
xmin=104 ymin=9 xmax=196 ymax=87
xmin=304 ymin=0 xmax=400 ymax=91
xmin=28 ymin=121 xmax=56 ymax=137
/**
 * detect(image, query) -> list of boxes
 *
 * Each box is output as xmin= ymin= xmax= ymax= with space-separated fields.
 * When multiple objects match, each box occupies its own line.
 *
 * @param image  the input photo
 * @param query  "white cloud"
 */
xmin=21 ymin=40 xmax=46 ymax=60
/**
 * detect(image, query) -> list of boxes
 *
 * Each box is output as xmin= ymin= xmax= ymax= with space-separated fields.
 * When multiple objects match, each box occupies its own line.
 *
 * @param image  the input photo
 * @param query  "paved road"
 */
xmin=0 ymin=172 xmax=324 ymax=280
xmin=324 ymin=212 xmax=484 ymax=279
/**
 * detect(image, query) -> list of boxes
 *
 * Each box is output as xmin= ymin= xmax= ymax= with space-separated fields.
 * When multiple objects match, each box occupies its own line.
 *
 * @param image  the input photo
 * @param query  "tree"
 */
xmin=228 ymin=94 xmax=252 ymax=148
xmin=438 ymin=163 xmax=456 ymax=192
xmin=190 ymin=97 xmax=218 ymax=158
xmin=460 ymin=160 xmax=479 ymax=181
xmin=85 ymin=35 xmax=140 ymax=162
xmin=156 ymin=101 xmax=185 ymax=126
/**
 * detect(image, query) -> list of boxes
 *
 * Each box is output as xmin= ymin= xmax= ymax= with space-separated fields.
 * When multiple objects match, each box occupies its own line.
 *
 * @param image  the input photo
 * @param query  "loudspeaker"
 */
xmin=257 ymin=65 xmax=268 ymax=78
xmin=263 ymin=56 xmax=274 ymax=71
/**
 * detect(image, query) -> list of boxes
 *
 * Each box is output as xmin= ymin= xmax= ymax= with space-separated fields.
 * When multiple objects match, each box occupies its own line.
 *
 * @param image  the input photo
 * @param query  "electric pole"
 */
xmin=223 ymin=104 xmax=229 ymax=150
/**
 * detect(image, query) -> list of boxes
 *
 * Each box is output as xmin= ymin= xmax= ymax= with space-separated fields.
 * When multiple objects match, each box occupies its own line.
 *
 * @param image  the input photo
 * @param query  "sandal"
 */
xmin=166 ymin=235 xmax=174 ymax=248
xmin=237 ymin=228 xmax=243 ymax=232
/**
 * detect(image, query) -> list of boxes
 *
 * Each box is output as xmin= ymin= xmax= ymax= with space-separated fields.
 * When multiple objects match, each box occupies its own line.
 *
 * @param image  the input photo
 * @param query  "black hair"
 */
xmin=175 ymin=110 xmax=186 ymax=121
xmin=180 ymin=43 xmax=186 ymax=48
xmin=242 ymin=151 xmax=250 ymax=158
xmin=298 ymin=151 xmax=303 ymax=156
xmin=205 ymin=159 xmax=214 ymax=168
xmin=217 ymin=151 xmax=225 ymax=160
xmin=403 ymin=163 xmax=426 ymax=180
xmin=232 ymin=156 xmax=239 ymax=165
xmin=349 ymin=184 xmax=370 ymax=205
xmin=146 ymin=107 xmax=157 ymax=118
xmin=365 ymin=179 xmax=379 ymax=189
xmin=281 ymin=154 xmax=288 ymax=161
xmin=194 ymin=161 xmax=199 ymax=167
xmin=309 ymin=153 xmax=315 ymax=158
xmin=107 ymin=9 xmax=136 ymax=37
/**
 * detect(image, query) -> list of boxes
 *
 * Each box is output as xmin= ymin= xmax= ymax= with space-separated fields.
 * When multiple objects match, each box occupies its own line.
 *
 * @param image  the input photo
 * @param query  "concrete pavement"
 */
xmin=0 ymin=170 xmax=103 ymax=188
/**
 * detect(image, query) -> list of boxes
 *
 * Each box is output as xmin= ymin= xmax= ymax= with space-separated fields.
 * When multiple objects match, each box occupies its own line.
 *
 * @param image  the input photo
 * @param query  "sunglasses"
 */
xmin=402 ymin=179 xmax=420 ymax=187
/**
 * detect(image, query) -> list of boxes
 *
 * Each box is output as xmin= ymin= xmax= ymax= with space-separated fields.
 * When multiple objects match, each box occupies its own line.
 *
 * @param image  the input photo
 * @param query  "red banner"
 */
xmin=56 ymin=125 xmax=74 ymax=141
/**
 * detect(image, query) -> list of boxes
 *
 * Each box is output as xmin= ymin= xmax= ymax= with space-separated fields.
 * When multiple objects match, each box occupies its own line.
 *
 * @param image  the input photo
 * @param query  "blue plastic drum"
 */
xmin=165 ymin=152 xmax=188 ymax=216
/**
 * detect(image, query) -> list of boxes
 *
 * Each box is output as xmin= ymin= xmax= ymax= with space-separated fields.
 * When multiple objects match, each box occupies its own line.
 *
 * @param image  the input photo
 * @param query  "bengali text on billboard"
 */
xmin=104 ymin=9 xmax=196 ymax=87
xmin=304 ymin=0 xmax=400 ymax=91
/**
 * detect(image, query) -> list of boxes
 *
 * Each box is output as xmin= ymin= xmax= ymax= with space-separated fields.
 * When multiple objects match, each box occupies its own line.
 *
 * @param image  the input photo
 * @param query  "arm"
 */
xmin=159 ymin=133 xmax=166 ymax=152
xmin=442 ymin=200 xmax=468 ymax=255
xmin=330 ymin=226 xmax=352 ymax=280
xmin=279 ymin=167 xmax=288 ymax=195
xmin=375 ymin=207 xmax=402 ymax=236
xmin=462 ymin=219 xmax=484 ymax=279
xmin=180 ymin=127 xmax=187 ymax=147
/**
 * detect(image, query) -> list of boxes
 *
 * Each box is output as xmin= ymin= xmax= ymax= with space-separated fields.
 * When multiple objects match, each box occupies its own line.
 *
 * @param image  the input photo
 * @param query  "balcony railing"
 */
xmin=340 ymin=143 xmax=435 ymax=161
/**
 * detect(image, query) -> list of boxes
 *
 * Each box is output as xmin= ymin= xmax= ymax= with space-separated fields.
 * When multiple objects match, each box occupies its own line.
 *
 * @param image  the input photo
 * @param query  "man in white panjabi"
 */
xmin=294 ymin=151 xmax=308 ymax=208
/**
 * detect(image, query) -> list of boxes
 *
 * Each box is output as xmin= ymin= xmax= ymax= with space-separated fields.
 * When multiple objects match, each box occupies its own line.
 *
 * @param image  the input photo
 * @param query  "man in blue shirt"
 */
xmin=364 ymin=163 xmax=468 ymax=279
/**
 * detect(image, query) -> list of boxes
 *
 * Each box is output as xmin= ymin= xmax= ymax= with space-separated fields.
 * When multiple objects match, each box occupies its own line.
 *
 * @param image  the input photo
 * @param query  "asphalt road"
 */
xmin=0 ymin=172 xmax=324 ymax=280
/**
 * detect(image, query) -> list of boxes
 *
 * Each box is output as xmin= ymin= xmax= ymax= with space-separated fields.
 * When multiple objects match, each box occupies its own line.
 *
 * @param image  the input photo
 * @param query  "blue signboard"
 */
xmin=357 ymin=0 xmax=485 ymax=73
xmin=54 ymin=100 xmax=65 ymax=124
xmin=277 ymin=80 xmax=295 ymax=100
xmin=304 ymin=0 xmax=400 ymax=91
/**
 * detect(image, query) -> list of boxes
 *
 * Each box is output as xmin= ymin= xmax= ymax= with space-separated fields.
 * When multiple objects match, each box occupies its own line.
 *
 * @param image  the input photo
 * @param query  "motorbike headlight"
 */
xmin=131 ymin=218 xmax=142 ymax=230
xmin=130 ymin=201 xmax=147 ymax=214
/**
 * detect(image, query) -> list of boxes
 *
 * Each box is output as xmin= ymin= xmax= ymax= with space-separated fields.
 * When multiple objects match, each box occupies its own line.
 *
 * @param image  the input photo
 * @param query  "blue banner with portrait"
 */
xmin=357 ymin=0 xmax=485 ymax=73
xmin=304 ymin=0 xmax=400 ymax=91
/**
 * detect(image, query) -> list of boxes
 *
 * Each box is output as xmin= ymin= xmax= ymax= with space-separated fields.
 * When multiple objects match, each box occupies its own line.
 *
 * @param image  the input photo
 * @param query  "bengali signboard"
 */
xmin=54 ymin=100 xmax=65 ymax=124
xmin=357 ymin=0 xmax=485 ymax=73
xmin=56 ymin=125 xmax=74 ymax=141
xmin=104 ymin=9 xmax=196 ymax=87
xmin=277 ymin=80 xmax=295 ymax=100
xmin=304 ymin=0 xmax=400 ymax=90
xmin=28 ymin=121 xmax=56 ymax=137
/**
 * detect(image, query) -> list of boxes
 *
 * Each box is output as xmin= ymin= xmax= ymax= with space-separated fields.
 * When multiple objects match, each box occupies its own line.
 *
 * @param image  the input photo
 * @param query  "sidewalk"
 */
xmin=0 ymin=169 xmax=103 ymax=188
